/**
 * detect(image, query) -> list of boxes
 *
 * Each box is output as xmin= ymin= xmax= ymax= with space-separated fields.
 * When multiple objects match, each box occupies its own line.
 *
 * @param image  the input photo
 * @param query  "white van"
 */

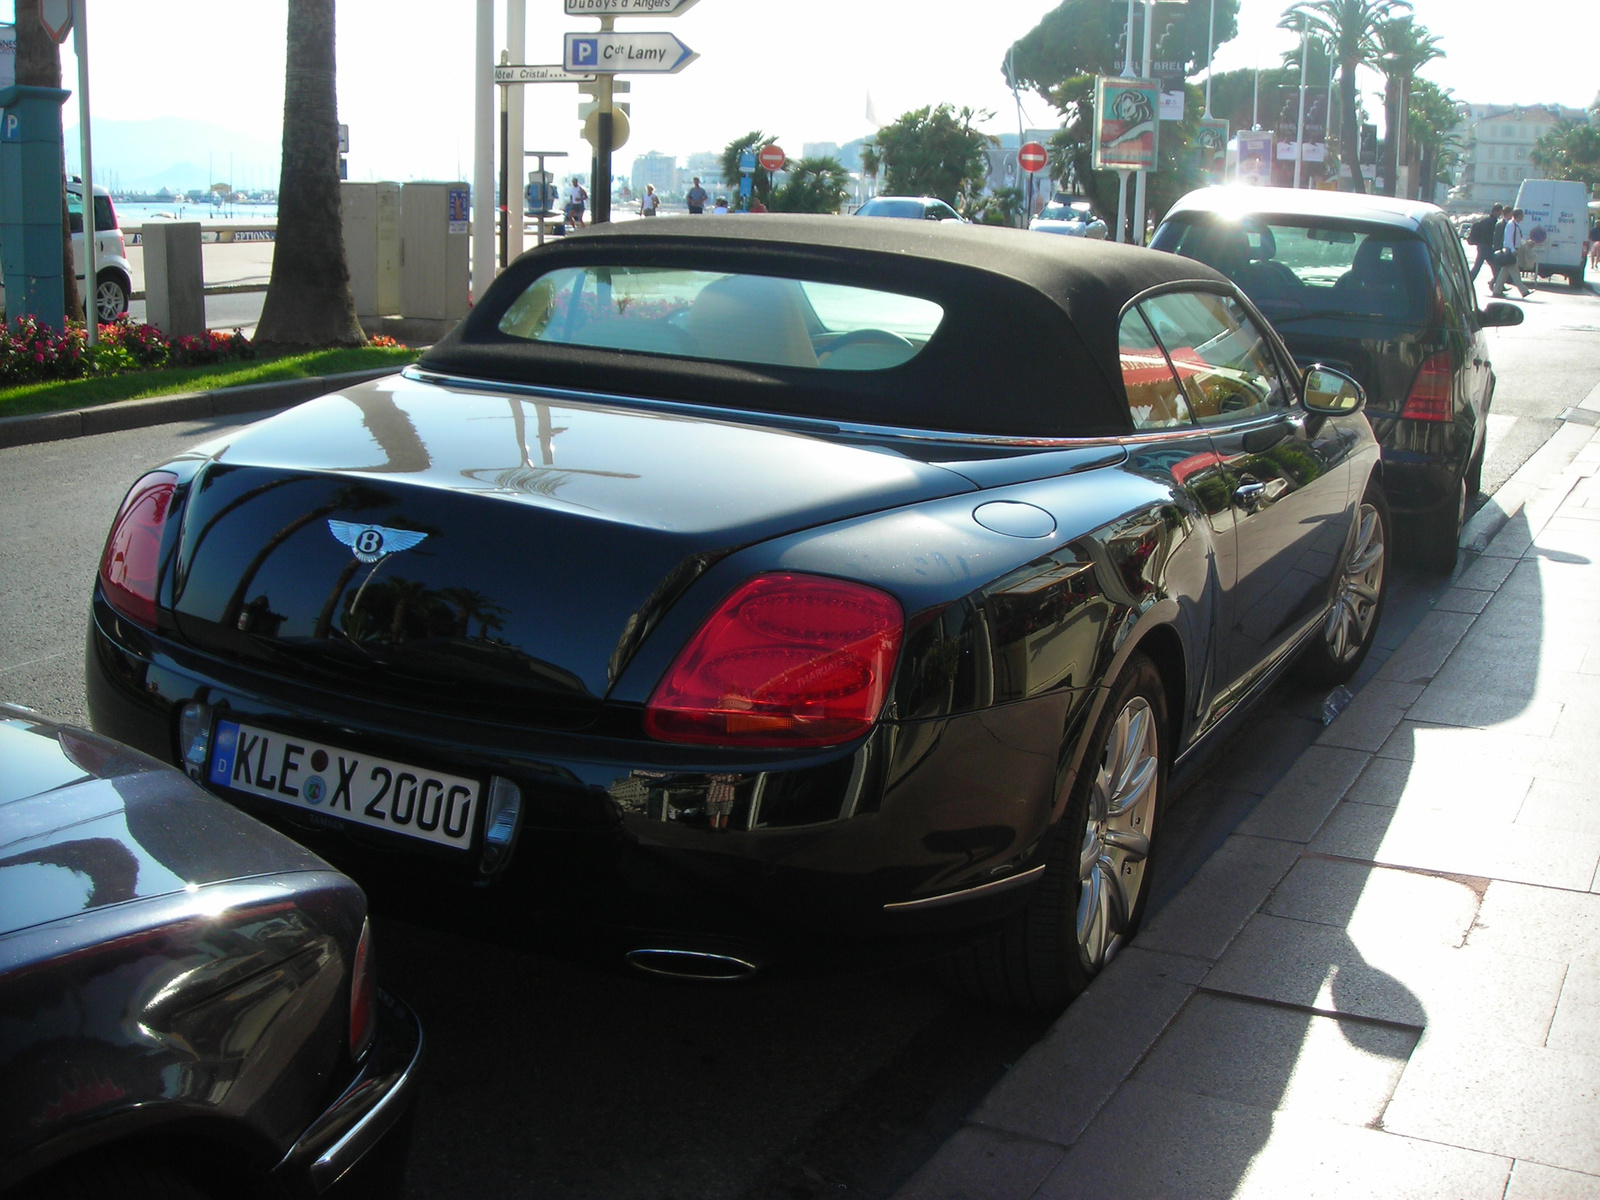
xmin=1514 ymin=179 xmax=1590 ymax=286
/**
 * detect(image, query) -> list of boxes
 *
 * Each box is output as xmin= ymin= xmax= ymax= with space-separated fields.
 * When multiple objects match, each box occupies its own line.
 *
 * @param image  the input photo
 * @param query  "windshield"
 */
xmin=1155 ymin=215 xmax=1433 ymax=326
xmin=1038 ymin=204 xmax=1088 ymax=221
xmin=496 ymin=266 xmax=945 ymax=372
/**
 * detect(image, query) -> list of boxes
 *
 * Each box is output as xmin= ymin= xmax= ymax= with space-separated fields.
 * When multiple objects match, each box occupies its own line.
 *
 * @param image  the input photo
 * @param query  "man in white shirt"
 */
xmin=1491 ymin=207 xmax=1532 ymax=299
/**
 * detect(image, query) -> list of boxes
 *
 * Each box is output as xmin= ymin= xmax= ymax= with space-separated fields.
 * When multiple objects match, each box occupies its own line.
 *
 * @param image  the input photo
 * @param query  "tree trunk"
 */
xmin=14 ymin=0 xmax=83 ymax=325
xmin=1338 ymin=58 xmax=1362 ymax=192
xmin=255 ymin=0 xmax=364 ymax=350
xmin=1381 ymin=78 xmax=1399 ymax=198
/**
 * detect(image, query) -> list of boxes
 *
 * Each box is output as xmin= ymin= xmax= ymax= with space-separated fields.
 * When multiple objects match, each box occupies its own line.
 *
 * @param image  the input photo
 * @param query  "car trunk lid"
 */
xmin=168 ymin=377 xmax=976 ymax=728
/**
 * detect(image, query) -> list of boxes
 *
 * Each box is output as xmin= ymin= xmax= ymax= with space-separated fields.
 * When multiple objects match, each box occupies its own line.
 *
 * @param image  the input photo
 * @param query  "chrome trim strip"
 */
xmin=625 ymin=948 xmax=761 ymax=981
xmin=882 ymin=863 xmax=1047 ymax=912
xmin=401 ymin=366 xmax=1154 ymax=450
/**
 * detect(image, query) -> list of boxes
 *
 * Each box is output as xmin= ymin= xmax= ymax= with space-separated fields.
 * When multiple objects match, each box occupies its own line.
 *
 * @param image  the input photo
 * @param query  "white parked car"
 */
xmin=1029 ymin=199 xmax=1108 ymax=239
xmin=0 ymin=180 xmax=132 ymax=323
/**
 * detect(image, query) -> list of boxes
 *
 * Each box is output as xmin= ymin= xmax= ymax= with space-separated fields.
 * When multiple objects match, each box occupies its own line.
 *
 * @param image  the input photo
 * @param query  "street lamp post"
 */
xmin=1293 ymin=15 xmax=1308 ymax=189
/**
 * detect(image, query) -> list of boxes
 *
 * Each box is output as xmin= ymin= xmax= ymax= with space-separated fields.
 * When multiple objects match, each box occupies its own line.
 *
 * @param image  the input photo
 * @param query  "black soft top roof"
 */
xmin=419 ymin=214 xmax=1232 ymax=438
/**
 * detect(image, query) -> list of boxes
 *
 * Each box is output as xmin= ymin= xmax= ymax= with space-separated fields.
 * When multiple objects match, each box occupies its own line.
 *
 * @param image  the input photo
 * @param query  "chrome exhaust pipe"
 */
xmin=625 ymin=947 xmax=762 ymax=982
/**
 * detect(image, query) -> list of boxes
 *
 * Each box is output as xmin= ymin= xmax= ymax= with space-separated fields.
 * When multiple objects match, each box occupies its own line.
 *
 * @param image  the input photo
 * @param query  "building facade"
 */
xmin=629 ymin=150 xmax=679 ymax=198
xmin=1451 ymin=103 xmax=1591 ymax=209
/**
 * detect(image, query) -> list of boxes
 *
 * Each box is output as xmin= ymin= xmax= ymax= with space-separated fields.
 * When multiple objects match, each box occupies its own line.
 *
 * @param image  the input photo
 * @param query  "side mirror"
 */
xmin=1302 ymin=365 xmax=1366 ymax=415
xmin=1479 ymin=300 xmax=1525 ymax=328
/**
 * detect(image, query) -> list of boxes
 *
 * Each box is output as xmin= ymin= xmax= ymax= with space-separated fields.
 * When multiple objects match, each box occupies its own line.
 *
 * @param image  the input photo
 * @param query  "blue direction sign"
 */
xmin=564 ymin=31 xmax=697 ymax=75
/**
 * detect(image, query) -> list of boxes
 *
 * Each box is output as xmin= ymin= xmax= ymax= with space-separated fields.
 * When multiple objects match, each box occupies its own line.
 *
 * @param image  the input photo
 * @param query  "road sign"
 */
xmin=738 ymin=149 xmax=757 ymax=174
xmin=758 ymin=144 xmax=786 ymax=172
xmin=581 ymin=105 xmax=630 ymax=151
xmin=564 ymin=0 xmax=701 ymax=13
xmin=496 ymin=63 xmax=595 ymax=84
xmin=338 ymin=123 xmax=349 ymax=154
xmin=564 ymin=31 xmax=697 ymax=75
xmin=39 ymin=0 xmax=71 ymax=43
xmin=1018 ymin=142 xmax=1047 ymax=173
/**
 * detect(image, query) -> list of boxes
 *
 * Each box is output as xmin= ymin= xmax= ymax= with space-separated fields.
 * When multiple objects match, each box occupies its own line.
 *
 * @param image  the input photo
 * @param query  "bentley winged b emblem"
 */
xmin=327 ymin=520 xmax=428 ymax=564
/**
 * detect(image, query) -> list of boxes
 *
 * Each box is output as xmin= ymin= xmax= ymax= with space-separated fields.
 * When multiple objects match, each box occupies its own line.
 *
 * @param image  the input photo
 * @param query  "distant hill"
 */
xmin=63 ymin=117 xmax=280 ymax=194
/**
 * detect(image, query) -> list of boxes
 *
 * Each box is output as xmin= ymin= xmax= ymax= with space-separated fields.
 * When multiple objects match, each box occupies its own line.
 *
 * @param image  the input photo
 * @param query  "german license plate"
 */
xmin=209 ymin=718 xmax=481 ymax=851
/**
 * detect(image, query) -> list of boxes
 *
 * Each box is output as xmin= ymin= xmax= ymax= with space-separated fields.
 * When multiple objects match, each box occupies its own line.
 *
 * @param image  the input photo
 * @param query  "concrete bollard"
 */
xmin=142 ymin=221 xmax=205 ymax=338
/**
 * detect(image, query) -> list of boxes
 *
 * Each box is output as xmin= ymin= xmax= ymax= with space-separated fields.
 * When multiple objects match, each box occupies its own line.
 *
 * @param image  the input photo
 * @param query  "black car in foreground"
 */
xmin=0 ymin=704 xmax=420 ymax=1199
xmin=88 ymin=216 xmax=1383 ymax=1010
xmin=1152 ymin=186 xmax=1524 ymax=570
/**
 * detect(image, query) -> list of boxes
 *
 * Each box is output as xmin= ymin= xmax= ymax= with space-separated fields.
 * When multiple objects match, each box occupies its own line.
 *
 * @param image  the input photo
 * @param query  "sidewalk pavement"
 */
xmin=897 ymin=426 xmax=1600 ymax=1200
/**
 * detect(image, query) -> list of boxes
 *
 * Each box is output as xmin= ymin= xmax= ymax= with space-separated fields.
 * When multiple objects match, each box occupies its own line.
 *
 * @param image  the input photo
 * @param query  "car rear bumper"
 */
xmin=86 ymin=603 xmax=1068 ymax=945
xmin=272 ymin=989 xmax=422 ymax=1198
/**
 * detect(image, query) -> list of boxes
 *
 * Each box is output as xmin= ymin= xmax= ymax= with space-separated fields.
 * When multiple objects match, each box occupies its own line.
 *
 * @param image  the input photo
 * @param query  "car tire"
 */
xmin=941 ymin=652 xmax=1168 ymax=1011
xmin=1298 ymin=481 xmax=1389 ymax=685
xmin=9 ymin=1152 xmax=215 ymax=1200
xmin=1412 ymin=471 xmax=1464 ymax=574
xmin=95 ymin=270 xmax=131 ymax=322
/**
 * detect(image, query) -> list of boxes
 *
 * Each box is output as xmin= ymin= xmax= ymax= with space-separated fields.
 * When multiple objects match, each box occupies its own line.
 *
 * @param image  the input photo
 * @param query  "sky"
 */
xmin=5 ymin=0 xmax=1596 ymax=187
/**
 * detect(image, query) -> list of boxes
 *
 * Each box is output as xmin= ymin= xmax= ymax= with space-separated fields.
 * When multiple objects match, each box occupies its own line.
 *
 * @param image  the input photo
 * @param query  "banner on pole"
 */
xmin=1093 ymin=77 xmax=1160 ymax=172
xmin=1195 ymin=117 xmax=1229 ymax=178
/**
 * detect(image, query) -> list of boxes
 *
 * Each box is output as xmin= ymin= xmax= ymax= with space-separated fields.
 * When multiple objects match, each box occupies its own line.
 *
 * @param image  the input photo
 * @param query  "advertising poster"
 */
xmin=448 ymin=186 xmax=470 ymax=234
xmin=1093 ymin=77 xmax=1161 ymax=172
xmin=1195 ymin=118 xmax=1230 ymax=176
xmin=1237 ymin=131 xmax=1273 ymax=186
xmin=0 ymin=25 xmax=14 ymax=90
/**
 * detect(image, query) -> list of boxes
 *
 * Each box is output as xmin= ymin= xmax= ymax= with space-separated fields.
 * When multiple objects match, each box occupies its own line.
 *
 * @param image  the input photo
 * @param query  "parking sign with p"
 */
xmin=566 ymin=36 xmax=599 ymax=72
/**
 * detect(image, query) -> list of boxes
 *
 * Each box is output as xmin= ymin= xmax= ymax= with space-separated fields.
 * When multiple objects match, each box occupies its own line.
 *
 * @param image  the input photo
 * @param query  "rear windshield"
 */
xmin=496 ymin=266 xmax=945 ymax=372
xmin=856 ymin=199 xmax=925 ymax=219
xmin=1155 ymin=215 xmax=1432 ymax=326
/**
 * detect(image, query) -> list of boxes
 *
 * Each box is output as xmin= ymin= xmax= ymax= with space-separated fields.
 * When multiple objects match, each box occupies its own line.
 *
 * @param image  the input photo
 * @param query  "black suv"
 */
xmin=1153 ymin=187 xmax=1523 ymax=569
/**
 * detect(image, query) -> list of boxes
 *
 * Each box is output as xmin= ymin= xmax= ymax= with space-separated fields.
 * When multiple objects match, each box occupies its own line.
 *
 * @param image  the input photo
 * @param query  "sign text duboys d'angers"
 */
xmin=1093 ymin=77 xmax=1161 ymax=172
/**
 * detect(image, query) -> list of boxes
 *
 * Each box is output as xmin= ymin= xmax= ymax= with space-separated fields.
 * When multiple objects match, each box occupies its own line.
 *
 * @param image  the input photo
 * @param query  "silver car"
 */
xmin=1030 ymin=199 xmax=1108 ymax=239
xmin=0 ymin=181 xmax=133 ymax=323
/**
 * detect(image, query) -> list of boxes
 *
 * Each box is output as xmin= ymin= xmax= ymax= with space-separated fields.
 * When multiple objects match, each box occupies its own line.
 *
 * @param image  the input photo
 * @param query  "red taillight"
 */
xmin=349 ymin=918 xmax=376 ymax=1060
xmin=1400 ymin=352 xmax=1454 ymax=422
xmin=644 ymin=573 xmax=904 ymax=748
xmin=98 ymin=472 xmax=178 ymax=629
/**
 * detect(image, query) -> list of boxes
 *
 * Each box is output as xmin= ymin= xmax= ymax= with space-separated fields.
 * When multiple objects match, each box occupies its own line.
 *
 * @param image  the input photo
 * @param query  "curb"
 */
xmin=1460 ymin=376 xmax=1600 ymax=556
xmin=0 ymin=366 xmax=402 ymax=451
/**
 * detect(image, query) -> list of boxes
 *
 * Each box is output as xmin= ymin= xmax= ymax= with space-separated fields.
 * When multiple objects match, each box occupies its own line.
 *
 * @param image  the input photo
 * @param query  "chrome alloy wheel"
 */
xmin=1324 ymin=502 xmax=1386 ymax=665
xmin=1077 ymin=694 xmax=1159 ymax=970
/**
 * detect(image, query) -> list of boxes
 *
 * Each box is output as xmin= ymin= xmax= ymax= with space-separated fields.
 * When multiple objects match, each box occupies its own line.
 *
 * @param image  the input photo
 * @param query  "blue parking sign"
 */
xmin=570 ymin=37 xmax=598 ymax=70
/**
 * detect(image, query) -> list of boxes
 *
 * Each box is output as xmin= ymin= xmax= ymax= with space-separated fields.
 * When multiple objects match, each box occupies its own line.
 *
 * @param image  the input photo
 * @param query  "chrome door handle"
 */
xmin=1234 ymin=480 xmax=1267 ymax=509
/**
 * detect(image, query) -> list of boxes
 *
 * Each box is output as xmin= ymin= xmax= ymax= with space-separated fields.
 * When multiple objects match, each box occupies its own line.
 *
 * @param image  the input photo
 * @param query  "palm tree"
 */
xmin=255 ymin=0 xmax=364 ymax=349
xmin=1283 ymin=0 xmax=1412 ymax=192
xmin=1373 ymin=16 xmax=1443 ymax=198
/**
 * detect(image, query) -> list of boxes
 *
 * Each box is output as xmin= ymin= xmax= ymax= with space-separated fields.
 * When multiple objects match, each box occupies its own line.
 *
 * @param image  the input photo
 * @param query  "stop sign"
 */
xmin=1019 ymin=142 xmax=1048 ymax=173
xmin=758 ymin=144 xmax=787 ymax=172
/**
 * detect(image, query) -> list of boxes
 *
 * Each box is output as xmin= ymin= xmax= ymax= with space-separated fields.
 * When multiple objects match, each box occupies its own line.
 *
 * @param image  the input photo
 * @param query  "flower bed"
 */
xmin=0 ymin=318 xmax=257 ymax=387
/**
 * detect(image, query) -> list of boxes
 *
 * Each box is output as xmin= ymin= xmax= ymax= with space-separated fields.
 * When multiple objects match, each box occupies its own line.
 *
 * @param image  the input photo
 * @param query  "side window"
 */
xmin=1138 ymin=291 xmax=1293 ymax=425
xmin=1118 ymin=307 xmax=1193 ymax=430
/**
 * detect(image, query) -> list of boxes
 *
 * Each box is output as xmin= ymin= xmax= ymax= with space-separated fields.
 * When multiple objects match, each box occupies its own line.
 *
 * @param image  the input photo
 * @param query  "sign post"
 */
xmin=1019 ymin=141 xmax=1047 ymax=225
xmin=562 ymin=2 xmax=698 ymax=227
xmin=1094 ymin=77 xmax=1158 ymax=244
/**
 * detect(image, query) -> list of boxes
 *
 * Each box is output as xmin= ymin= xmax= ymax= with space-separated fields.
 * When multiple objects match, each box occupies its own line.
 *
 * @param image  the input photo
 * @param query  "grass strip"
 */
xmin=0 ymin=346 xmax=418 ymax=419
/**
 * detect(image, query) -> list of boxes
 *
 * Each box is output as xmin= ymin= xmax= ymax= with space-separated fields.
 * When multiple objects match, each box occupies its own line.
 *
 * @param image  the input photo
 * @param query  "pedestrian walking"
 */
xmin=1589 ymin=217 xmax=1600 ymax=271
xmin=1468 ymin=204 xmax=1503 ymax=283
xmin=1491 ymin=207 xmax=1532 ymax=299
xmin=639 ymin=184 xmax=659 ymax=218
xmin=564 ymin=178 xmax=588 ymax=230
xmin=686 ymin=177 xmax=708 ymax=215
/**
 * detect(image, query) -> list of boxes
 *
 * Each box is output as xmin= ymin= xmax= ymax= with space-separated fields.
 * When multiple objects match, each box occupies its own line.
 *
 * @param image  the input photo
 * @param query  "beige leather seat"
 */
xmin=684 ymin=275 xmax=818 ymax=369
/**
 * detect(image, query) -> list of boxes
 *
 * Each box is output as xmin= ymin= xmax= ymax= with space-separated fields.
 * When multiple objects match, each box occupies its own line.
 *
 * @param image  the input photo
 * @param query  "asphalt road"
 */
xmin=2 ymin=281 xmax=1598 ymax=1198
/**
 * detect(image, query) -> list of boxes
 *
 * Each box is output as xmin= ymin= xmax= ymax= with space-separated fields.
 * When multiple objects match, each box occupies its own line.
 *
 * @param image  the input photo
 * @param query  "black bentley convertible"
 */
xmin=88 ymin=217 xmax=1384 ymax=1009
